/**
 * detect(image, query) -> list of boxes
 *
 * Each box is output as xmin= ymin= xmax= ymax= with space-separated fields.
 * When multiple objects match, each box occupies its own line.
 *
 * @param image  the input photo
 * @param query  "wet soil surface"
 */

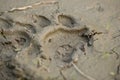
xmin=0 ymin=0 xmax=120 ymax=80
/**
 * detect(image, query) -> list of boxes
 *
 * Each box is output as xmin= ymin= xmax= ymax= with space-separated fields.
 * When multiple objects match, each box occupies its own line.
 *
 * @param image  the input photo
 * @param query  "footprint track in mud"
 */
xmin=35 ymin=14 xmax=95 ymax=80
xmin=39 ymin=25 xmax=89 ymax=63
xmin=0 ymin=14 xmax=93 ymax=80
xmin=39 ymin=14 xmax=92 ymax=65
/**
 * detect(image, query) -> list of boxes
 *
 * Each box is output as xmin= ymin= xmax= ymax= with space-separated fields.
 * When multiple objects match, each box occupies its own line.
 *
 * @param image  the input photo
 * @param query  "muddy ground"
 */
xmin=0 ymin=0 xmax=120 ymax=80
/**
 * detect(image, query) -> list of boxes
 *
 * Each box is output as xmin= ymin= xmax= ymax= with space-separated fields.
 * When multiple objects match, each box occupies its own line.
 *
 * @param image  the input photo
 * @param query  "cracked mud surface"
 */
xmin=0 ymin=0 xmax=120 ymax=80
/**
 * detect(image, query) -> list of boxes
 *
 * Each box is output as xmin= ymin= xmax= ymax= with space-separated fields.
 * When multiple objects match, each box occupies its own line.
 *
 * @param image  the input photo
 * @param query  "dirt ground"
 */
xmin=0 ymin=0 xmax=120 ymax=80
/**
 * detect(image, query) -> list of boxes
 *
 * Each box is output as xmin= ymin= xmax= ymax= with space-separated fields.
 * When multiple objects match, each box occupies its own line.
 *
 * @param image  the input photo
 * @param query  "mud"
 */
xmin=0 ymin=0 xmax=120 ymax=80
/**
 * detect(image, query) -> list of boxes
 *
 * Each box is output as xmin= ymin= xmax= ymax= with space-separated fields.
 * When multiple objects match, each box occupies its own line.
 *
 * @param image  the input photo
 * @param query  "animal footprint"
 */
xmin=0 ymin=13 xmax=94 ymax=79
xmin=39 ymin=25 xmax=89 ymax=61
